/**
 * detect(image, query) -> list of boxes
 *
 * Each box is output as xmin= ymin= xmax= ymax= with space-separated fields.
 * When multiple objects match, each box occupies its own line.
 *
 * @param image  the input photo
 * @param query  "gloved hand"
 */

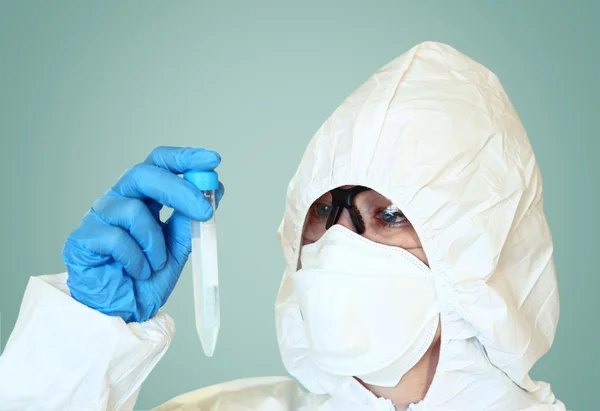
xmin=62 ymin=146 xmax=224 ymax=323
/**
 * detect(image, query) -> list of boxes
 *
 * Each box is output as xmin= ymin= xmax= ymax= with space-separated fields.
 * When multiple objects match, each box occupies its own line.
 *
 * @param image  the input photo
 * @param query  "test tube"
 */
xmin=184 ymin=170 xmax=220 ymax=357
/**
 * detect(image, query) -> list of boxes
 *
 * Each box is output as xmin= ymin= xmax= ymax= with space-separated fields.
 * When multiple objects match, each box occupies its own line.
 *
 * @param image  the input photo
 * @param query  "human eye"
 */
xmin=376 ymin=206 xmax=407 ymax=228
xmin=314 ymin=202 xmax=333 ymax=219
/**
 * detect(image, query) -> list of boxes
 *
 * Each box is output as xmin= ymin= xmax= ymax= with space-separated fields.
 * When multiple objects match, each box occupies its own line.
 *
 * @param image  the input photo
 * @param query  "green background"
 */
xmin=1 ymin=1 xmax=597 ymax=410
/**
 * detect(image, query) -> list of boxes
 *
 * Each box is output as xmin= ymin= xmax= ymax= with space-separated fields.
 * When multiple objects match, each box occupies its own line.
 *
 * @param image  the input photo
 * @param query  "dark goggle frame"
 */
xmin=325 ymin=186 xmax=371 ymax=234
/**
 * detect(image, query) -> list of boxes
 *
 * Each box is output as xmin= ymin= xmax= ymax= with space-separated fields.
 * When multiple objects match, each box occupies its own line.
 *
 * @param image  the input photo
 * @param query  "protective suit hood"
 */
xmin=275 ymin=42 xmax=562 ymax=410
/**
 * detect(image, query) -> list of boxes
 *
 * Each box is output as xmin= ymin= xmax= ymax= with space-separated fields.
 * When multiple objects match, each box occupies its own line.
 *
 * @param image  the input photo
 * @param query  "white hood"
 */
xmin=275 ymin=42 xmax=563 ymax=410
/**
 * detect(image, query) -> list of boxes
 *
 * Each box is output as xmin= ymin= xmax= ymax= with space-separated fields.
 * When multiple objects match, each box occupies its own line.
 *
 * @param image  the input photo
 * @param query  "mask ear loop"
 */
xmin=325 ymin=186 xmax=371 ymax=234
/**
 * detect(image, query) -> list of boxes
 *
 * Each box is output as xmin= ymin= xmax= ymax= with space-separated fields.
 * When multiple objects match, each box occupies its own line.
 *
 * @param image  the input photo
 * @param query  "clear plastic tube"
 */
xmin=190 ymin=189 xmax=220 ymax=357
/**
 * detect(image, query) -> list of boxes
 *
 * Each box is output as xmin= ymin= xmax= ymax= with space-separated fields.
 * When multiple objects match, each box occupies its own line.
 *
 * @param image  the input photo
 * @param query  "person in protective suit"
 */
xmin=0 ymin=42 xmax=568 ymax=411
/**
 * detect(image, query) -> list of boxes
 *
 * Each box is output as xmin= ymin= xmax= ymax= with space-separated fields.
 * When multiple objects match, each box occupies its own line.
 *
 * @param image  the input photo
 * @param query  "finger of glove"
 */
xmin=149 ymin=210 xmax=191 ymax=303
xmin=68 ymin=214 xmax=152 ymax=281
xmin=145 ymin=198 xmax=163 ymax=222
xmin=164 ymin=210 xmax=191 ymax=270
xmin=63 ymin=215 xmax=112 ymax=269
xmin=113 ymin=163 xmax=212 ymax=221
xmin=144 ymin=146 xmax=221 ymax=174
xmin=92 ymin=195 xmax=167 ymax=272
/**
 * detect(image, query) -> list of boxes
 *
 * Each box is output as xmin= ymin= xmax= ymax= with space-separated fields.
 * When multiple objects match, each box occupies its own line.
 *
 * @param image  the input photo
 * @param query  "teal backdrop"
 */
xmin=1 ymin=1 xmax=598 ymax=410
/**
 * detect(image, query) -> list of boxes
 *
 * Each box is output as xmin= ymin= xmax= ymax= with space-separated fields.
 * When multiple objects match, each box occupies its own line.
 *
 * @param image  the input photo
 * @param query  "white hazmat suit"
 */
xmin=0 ymin=42 xmax=567 ymax=410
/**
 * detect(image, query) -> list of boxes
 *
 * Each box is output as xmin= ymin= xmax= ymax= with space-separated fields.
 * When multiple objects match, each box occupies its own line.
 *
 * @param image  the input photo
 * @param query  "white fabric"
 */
xmin=0 ymin=274 xmax=174 ymax=411
xmin=275 ymin=41 xmax=565 ymax=409
xmin=293 ymin=225 xmax=439 ymax=387
xmin=0 ymin=41 xmax=568 ymax=410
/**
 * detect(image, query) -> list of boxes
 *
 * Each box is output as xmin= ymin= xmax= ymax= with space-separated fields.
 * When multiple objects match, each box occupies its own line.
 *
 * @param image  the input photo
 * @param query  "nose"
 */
xmin=333 ymin=209 xmax=358 ymax=233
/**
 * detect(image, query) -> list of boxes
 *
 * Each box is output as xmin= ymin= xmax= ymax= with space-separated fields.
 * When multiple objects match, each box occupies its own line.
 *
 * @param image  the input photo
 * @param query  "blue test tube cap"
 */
xmin=184 ymin=170 xmax=219 ymax=191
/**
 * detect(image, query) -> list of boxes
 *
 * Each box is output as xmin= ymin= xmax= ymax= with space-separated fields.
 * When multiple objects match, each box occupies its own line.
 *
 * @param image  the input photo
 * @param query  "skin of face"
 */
xmin=302 ymin=186 xmax=441 ymax=410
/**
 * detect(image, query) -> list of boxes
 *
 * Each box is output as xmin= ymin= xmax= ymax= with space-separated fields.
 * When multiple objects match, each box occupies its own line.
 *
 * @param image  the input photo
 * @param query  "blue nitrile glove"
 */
xmin=62 ymin=146 xmax=225 ymax=323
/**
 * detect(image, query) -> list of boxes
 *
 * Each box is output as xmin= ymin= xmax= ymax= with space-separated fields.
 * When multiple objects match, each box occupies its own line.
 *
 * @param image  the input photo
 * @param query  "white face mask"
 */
xmin=291 ymin=225 xmax=440 ymax=387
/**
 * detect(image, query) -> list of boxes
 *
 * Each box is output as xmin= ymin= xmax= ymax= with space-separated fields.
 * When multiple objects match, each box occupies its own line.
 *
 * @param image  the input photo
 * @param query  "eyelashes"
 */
xmin=375 ymin=205 xmax=407 ymax=228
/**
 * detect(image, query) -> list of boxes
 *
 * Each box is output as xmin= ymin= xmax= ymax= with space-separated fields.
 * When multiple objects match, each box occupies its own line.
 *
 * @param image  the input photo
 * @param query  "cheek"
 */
xmin=391 ymin=224 xmax=429 ymax=265
xmin=407 ymin=248 xmax=429 ymax=266
xmin=383 ymin=224 xmax=424 ymax=248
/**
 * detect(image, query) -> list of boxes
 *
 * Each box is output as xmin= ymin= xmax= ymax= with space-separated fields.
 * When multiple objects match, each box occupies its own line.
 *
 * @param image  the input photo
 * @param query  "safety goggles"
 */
xmin=303 ymin=186 xmax=409 ymax=244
